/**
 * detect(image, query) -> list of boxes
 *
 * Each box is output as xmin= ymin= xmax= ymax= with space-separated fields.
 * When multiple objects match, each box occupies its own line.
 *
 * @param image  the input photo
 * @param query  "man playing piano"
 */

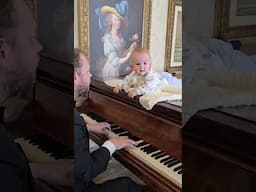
xmin=0 ymin=0 xmax=73 ymax=191
xmin=0 ymin=0 xmax=42 ymax=191
xmin=74 ymin=49 xmax=147 ymax=192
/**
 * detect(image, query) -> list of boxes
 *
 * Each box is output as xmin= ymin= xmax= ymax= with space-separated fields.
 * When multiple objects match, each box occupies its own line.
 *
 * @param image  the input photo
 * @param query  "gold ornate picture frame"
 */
xmin=77 ymin=0 xmax=152 ymax=80
xmin=165 ymin=0 xmax=182 ymax=76
xmin=214 ymin=0 xmax=256 ymax=54
xmin=214 ymin=0 xmax=256 ymax=39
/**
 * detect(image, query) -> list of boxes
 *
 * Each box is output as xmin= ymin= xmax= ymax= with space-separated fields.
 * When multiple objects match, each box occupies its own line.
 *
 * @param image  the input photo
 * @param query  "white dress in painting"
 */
xmin=102 ymin=33 xmax=127 ymax=80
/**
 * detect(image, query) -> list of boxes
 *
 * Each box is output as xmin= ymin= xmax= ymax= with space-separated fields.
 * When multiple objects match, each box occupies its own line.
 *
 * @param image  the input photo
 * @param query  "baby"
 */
xmin=113 ymin=48 xmax=181 ymax=98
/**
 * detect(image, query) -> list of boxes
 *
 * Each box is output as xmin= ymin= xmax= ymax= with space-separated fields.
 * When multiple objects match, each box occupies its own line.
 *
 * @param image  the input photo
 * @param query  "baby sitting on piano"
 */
xmin=113 ymin=48 xmax=181 ymax=98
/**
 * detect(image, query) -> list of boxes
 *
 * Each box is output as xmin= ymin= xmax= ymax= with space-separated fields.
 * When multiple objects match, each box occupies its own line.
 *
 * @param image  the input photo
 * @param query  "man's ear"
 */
xmin=0 ymin=38 xmax=6 ymax=59
xmin=74 ymin=71 xmax=79 ymax=81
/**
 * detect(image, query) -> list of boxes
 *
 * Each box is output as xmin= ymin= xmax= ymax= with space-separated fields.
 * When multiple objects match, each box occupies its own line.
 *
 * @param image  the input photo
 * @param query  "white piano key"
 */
xmin=15 ymin=137 xmax=56 ymax=162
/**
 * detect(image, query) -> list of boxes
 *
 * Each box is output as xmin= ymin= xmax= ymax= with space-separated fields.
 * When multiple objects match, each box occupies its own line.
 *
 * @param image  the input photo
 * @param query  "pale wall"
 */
xmin=149 ymin=0 xmax=169 ymax=72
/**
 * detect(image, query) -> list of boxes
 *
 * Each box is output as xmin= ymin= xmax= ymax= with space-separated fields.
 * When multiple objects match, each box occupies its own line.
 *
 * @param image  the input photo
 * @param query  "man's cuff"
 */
xmin=102 ymin=140 xmax=116 ymax=156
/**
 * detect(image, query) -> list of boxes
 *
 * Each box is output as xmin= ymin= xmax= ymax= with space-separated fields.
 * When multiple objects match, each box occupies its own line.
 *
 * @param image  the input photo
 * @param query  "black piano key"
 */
xmin=146 ymin=148 xmax=158 ymax=154
xmin=154 ymin=153 xmax=167 ymax=159
xmin=86 ymin=112 xmax=102 ymax=118
xmin=118 ymin=132 xmax=129 ymax=136
xmin=26 ymin=135 xmax=73 ymax=159
xmin=167 ymin=160 xmax=179 ymax=168
xmin=140 ymin=145 xmax=152 ymax=151
xmin=112 ymin=128 xmax=126 ymax=134
xmin=143 ymin=146 xmax=157 ymax=154
xmin=87 ymin=116 xmax=104 ymax=122
xmin=111 ymin=125 xmax=119 ymax=129
xmin=144 ymin=147 xmax=158 ymax=154
xmin=173 ymin=165 xmax=182 ymax=172
xmin=141 ymin=146 xmax=151 ymax=152
xmin=130 ymin=135 xmax=140 ymax=142
xmin=160 ymin=156 xmax=173 ymax=163
xmin=177 ymin=170 xmax=182 ymax=175
xmin=86 ymin=112 xmax=105 ymax=122
xmin=137 ymin=141 xmax=148 ymax=148
xmin=151 ymin=151 xmax=163 ymax=157
xmin=163 ymin=157 xmax=176 ymax=165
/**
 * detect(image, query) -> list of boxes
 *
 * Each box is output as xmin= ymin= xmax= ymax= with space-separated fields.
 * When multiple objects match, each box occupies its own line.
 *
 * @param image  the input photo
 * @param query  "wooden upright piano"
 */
xmin=78 ymin=79 xmax=183 ymax=192
xmin=183 ymin=106 xmax=256 ymax=192
xmin=6 ymin=56 xmax=74 ymax=161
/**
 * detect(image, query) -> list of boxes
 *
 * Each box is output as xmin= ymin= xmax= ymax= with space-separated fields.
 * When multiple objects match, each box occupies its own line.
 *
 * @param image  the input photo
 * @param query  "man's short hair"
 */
xmin=0 ymin=0 xmax=16 ymax=46
xmin=74 ymin=48 xmax=87 ymax=73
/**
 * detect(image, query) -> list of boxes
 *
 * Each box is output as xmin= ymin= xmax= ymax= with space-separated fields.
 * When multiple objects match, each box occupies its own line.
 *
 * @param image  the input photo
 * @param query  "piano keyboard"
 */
xmin=81 ymin=112 xmax=182 ymax=188
xmin=15 ymin=135 xmax=73 ymax=162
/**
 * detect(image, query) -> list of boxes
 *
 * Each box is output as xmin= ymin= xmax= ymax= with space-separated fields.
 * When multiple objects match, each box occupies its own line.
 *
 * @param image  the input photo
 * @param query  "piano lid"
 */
xmin=216 ymin=105 xmax=256 ymax=123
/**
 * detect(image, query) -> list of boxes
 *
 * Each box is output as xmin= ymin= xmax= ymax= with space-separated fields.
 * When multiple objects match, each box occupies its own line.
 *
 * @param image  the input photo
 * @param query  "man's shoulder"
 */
xmin=74 ymin=109 xmax=84 ymax=125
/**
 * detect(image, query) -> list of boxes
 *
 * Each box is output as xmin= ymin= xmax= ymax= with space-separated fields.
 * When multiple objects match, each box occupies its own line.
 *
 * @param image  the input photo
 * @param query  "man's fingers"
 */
xmin=124 ymin=139 xmax=137 ymax=147
xmin=103 ymin=126 xmax=111 ymax=131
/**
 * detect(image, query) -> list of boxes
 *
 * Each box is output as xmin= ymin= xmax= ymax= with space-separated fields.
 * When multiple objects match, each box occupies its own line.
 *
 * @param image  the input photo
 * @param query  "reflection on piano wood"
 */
xmin=78 ymin=90 xmax=182 ymax=192
xmin=15 ymin=135 xmax=74 ymax=162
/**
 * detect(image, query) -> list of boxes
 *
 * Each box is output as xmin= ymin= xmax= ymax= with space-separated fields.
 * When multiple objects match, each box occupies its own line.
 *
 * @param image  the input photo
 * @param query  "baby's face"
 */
xmin=132 ymin=52 xmax=151 ymax=76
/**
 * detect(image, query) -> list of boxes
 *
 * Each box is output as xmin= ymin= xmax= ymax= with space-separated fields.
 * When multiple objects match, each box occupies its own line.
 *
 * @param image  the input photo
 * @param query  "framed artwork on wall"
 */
xmin=214 ymin=0 xmax=256 ymax=39
xmin=78 ymin=0 xmax=152 ymax=81
xmin=165 ymin=0 xmax=182 ymax=77
xmin=214 ymin=0 xmax=256 ymax=54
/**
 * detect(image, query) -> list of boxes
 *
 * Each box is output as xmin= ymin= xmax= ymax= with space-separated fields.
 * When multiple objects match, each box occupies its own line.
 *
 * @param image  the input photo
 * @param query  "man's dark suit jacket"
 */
xmin=0 ymin=113 xmax=33 ymax=192
xmin=74 ymin=109 xmax=110 ymax=192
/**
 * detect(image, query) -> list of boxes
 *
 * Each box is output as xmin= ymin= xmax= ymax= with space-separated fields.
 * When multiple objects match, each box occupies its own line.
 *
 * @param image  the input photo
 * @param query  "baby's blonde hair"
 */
xmin=130 ymin=48 xmax=151 ymax=65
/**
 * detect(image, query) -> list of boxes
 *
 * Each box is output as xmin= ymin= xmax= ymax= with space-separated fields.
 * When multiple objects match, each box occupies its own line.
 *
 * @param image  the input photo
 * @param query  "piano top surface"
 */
xmin=90 ymin=79 xmax=182 ymax=124
xmin=196 ymin=106 xmax=256 ymax=135
xmin=215 ymin=105 xmax=256 ymax=124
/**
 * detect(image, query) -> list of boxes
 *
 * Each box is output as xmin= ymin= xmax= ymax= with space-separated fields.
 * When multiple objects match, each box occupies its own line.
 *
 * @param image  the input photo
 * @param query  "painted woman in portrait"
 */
xmin=96 ymin=1 xmax=138 ymax=80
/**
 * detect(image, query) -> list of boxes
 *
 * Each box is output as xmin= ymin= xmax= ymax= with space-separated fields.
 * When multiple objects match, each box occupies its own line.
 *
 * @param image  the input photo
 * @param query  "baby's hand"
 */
xmin=128 ymin=90 xmax=138 ymax=98
xmin=113 ymin=85 xmax=121 ymax=93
